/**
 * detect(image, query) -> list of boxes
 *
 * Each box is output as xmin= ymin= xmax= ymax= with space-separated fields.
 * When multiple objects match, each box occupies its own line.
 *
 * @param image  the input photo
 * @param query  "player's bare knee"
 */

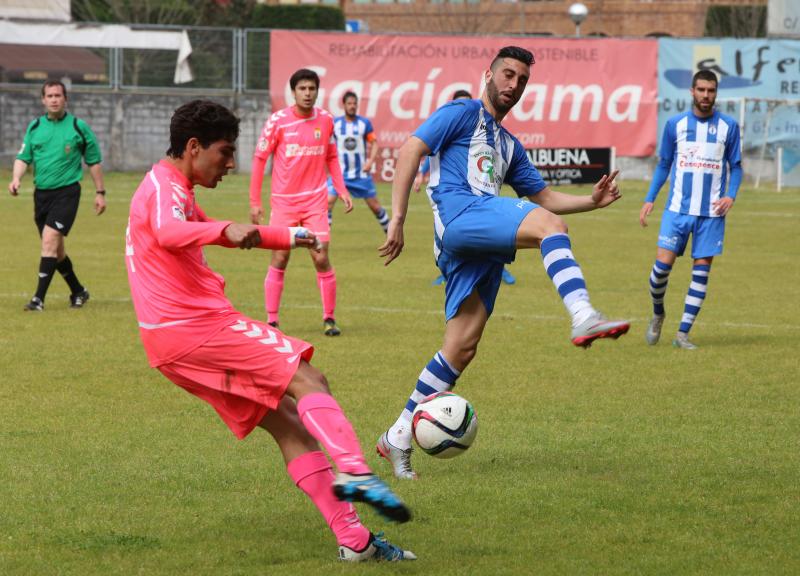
xmin=286 ymin=361 xmax=330 ymax=399
xmin=271 ymin=251 xmax=290 ymax=268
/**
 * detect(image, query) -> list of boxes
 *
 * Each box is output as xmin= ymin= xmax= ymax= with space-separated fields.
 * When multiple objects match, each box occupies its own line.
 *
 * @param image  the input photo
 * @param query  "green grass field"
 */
xmin=1 ymin=170 xmax=798 ymax=575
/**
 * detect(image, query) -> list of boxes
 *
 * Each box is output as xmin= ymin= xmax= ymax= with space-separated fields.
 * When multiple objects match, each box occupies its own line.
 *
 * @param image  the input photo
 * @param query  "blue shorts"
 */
xmin=327 ymin=176 xmax=377 ymax=199
xmin=657 ymin=210 xmax=725 ymax=259
xmin=438 ymin=195 xmax=538 ymax=321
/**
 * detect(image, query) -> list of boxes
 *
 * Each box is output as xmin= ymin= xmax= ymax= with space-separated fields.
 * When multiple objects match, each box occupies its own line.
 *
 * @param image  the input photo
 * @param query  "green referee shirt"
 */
xmin=16 ymin=112 xmax=102 ymax=191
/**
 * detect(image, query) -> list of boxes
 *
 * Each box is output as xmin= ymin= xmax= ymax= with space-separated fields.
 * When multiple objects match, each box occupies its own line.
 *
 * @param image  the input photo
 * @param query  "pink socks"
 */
xmin=296 ymin=393 xmax=371 ymax=475
xmin=265 ymin=266 xmax=285 ymax=324
xmin=287 ymin=451 xmax=370 ymax=550
xmin=316 ymin=269 xmax=336 ymax=320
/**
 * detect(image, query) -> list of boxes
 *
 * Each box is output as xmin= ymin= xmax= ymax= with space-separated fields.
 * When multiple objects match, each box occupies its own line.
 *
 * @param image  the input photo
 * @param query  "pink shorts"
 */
xmin=157 ymin=314 xmax=314 ymax=439
xmin=269 ymin=205 xmax=330 ymax=242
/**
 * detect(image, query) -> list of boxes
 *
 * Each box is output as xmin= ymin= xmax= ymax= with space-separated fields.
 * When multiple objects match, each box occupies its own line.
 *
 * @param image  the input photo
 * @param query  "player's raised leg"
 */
xmin=516 ymin=207 xmax=629 ymax=347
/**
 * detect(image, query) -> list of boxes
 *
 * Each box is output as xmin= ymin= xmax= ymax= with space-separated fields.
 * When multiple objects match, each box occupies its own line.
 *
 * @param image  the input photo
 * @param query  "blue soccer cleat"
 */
xmin=501 ymin=267 xmax=516 ymax=285
xmin=333 ymin=473 xmax=411 ymax=523
xmin=339 ymin=531 xmax=417 ymax=562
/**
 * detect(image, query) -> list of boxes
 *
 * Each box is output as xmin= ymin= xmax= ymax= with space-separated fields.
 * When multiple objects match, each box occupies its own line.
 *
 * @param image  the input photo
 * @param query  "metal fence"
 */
xmin=1 ymin=24 xmax=274 ymax=93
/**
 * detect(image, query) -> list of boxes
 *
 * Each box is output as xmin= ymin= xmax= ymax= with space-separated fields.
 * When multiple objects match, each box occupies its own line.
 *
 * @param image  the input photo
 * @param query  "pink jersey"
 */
xmin=251 ymin=106 xmax=347 ymax=212
xmin=126 ymin=160 xmax=290 ymax=367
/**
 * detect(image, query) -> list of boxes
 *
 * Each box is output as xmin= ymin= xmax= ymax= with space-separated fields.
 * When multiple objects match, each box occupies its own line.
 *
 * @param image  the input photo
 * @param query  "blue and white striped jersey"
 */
xmin=332 ymin=115 xmax=374 ymax=180
xmin=650 ymin=110 xmax=742 ymax=217
xmin=413 ymin=99 xmax=546 ymax=229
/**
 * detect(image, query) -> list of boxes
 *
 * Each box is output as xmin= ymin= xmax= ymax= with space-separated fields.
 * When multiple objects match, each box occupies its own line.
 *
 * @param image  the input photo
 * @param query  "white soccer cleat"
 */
xmin=339 ymin=532 xmax=417 ymax=562
xmin=645 ymin=314 xmax=665 ymax=346
xmin=672 ymin=332 xmax=698 ymax=350
xmin=571 ymin=312 xmax=630 ymax=348
xmin=376 ymin=432 xmax=418 ymax=480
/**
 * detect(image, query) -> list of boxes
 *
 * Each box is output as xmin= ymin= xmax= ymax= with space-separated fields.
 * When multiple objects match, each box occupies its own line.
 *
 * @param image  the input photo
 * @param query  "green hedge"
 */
xmin=250 ymin=5 xmax=345 ymax=31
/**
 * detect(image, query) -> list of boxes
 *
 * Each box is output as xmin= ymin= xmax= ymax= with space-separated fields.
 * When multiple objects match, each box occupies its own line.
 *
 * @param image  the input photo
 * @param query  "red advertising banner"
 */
xmin=269 ymin=31 xmax=658 ymax=161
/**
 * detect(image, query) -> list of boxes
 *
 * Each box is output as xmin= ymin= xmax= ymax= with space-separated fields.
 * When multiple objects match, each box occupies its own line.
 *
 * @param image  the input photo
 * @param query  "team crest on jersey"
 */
xmin=344 ymin=136 xmax=358 ymax=151
xmin=257 ymin=138 xmax=268 ymax=152
xmin=314 ymin=127 xmax=321 ymax=140
xmin=476 ymin=154 xmax=495 ymax=183
xmin=708 ymin=124 xmax=717 ymax=135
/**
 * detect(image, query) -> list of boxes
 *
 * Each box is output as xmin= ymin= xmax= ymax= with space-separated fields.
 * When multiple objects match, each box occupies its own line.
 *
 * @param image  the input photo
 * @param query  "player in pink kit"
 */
xmin=126 ymin=100 xmax=414 ymax=562
xmin=250 ymin=68 xmax=352 ymax=336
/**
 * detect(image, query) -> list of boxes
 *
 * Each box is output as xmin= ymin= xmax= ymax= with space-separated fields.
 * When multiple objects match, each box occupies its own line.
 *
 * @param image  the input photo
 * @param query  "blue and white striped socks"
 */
xmin=679 ymin=264 xmax=710 ymax=334
xmin=388 ymin=350 xmax=460 ymax=448
xmin=649 ymin=260 xmax=672 ymax=316
xmin=540 ymin=233 xmax=595 ymax=327
xmin=375 ymin=207 xmax=389 ymax=232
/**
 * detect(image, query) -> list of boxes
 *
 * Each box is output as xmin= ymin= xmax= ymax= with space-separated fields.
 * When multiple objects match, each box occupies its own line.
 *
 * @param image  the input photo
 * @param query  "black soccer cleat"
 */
xmin=69 ymin=289 xmax=90 ymax=309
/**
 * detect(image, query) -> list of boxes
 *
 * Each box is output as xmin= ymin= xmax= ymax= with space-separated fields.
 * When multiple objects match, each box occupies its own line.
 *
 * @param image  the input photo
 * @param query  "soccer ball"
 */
xmin=411 ymin=392 xmax=478 ymax=458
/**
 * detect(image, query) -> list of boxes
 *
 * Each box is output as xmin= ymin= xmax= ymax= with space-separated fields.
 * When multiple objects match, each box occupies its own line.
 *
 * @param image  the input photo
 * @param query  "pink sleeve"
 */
xmin=253 ymin=116 xmax=278 ymax=161
xmin=149 ymin=186 xmax=233 ymax=249
xmin=326 ymin=119 xmax=348 ymax=197
xmin=249 ymin=155 xmax=267 ymax=208
xmin=155 ymin=219 xmax=233 ymax=249
xmin=256 ymin=225 xmax=292 ymax=250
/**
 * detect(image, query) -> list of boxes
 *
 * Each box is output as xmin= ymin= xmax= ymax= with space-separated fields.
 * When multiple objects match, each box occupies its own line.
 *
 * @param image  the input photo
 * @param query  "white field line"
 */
xmin=2 ymin=293 xmax=798 ymax=331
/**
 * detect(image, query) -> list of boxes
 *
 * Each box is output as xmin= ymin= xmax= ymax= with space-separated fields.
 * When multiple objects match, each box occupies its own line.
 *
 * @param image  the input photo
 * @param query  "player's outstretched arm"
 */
xmin=379 ymin=136 xmax=430 ymax=265
xmin=221 ymin=224 xmax=318 ymax=251
xmin=532 ymin=170 xmax=621 ymax=215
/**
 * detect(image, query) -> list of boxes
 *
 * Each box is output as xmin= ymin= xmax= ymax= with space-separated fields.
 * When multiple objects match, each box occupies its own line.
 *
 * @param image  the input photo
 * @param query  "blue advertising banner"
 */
xmin=658 ymin=38 xmax=800 ymax=155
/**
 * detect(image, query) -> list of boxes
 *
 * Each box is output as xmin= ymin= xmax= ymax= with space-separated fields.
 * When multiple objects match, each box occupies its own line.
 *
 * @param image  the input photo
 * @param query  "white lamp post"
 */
xmin=568 ymin=3 xmax=589 ymax=37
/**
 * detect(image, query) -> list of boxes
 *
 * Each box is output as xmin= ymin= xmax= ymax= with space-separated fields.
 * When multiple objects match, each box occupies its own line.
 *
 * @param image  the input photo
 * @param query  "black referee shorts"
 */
xmin=34 ymin=182 xmax=81 ymax=236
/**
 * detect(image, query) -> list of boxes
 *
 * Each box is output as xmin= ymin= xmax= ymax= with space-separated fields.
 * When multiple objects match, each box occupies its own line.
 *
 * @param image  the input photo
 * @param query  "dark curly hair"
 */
xmin=490 ymin=46 xmax=535 ymax=70
xmin=167 ymin=100 xmax=240 ymax=158
xmin=290 ymin=68 xmax=320 ymax=90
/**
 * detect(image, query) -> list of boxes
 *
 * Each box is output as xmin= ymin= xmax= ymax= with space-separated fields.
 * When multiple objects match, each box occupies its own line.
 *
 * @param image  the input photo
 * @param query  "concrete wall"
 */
xmin=0 ymin=87 xmax=271 ymax=173
xmin=1 ymin=86 xmax=776 ymax=183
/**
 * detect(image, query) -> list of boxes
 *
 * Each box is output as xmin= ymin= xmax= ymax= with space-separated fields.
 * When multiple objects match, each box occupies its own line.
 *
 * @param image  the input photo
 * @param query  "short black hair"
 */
xmin=167 ymin=100 xmax=240 ymax=158
xmin=490 ymin=46 xmax=535 ymax=70
xmin=290 ymin=68 xmax=320 ymax=90
xmin=452 ymin=89 xmax=472 ymax=100
xmin=342 ymin=91 xmax=358 ymax=104
xmin=692 ymin=69 xmax=718 ymax=88
xmin=42 ymin=80 xmax=67 ymax=99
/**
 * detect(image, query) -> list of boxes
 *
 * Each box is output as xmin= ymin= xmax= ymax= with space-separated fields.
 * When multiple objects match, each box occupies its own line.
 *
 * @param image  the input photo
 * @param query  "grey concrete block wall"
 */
xmin=1 ymin=86 xmax=776 ymax=183
xmin=0 ymin=87 xmax=272 ymax=174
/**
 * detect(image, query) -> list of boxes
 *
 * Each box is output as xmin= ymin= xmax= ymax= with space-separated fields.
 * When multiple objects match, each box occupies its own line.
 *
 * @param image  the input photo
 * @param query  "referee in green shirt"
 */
xmin=8 ymin=80 xmax=107 ymax=311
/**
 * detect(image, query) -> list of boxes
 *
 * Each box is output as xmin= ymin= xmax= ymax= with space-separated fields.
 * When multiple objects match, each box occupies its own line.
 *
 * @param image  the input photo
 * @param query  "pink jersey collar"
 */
xmin=157 ymin=159 xmax=194 ymax=191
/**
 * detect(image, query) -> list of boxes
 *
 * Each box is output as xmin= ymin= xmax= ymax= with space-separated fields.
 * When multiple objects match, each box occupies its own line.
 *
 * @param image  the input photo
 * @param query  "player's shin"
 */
xmin=265 ymin=266 xmax=285 ymax=325
xmin=540 ymin=233 xmax=594 ymax=326
xmin=296 ymin=393 xmax=371 ymax=475
xmin=288 ymin=451 xmax=370 ymax=550
xmin=388 ymin=351 xmax=460 ymax=449
xmin=317 ymin=269 xmax=337 ymax=320
xmin=650 ymin=260 xmax=672 ymax=316
xmin=679 ymin=264 xmax=710 ymax=334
